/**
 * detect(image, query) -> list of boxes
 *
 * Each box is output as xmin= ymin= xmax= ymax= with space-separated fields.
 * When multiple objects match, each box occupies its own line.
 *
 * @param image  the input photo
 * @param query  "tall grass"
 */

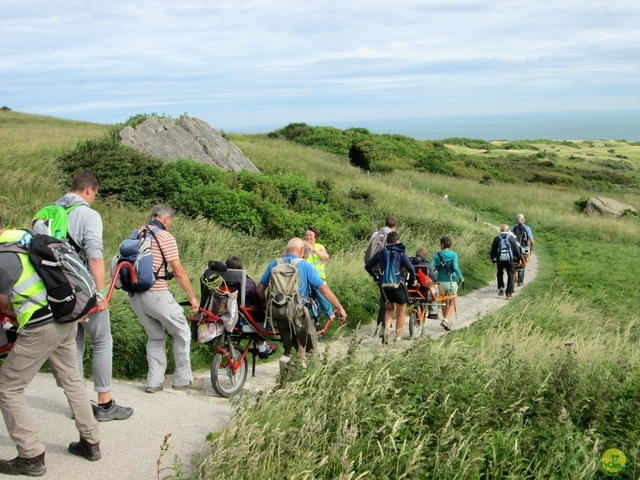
xmin=188 ymin=314 xmax=639 ymax=479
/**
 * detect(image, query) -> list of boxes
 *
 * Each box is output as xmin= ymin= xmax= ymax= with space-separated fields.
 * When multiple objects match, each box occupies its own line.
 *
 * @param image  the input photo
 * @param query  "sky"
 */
xmin=2 ymin=1 xmax=639 ymax=135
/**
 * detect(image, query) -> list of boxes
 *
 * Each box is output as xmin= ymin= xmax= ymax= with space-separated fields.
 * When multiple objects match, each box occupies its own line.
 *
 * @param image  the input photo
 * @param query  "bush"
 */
xmin=57 ymin=137 xmax=166 ymax=206
xmin=574 ymin=197 xmax=590 ymax=213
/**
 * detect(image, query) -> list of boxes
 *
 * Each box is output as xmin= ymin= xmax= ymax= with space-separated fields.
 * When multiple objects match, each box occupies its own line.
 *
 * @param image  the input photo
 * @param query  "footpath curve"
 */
xmin=0 ymin=254 xmax=538 ymax=479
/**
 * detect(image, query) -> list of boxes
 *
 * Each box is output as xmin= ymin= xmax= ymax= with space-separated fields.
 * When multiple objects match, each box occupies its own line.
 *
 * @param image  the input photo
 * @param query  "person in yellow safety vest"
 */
xmin=0 ymin=229 xmax=50 ymax=329
xmin=0 ymin=217 xmax=101 ymax=476
xmin=304 ymin=226 xmax=334 ymax=323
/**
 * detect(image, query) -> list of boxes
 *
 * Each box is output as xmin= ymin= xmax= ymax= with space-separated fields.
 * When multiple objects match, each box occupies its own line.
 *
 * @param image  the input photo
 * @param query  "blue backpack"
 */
xmin=499 ymin=235 xmax=514 ymax=261
xmin=380 ymin=248 xmax=399 ymax=290
xmin=116 ymin=227 xmax=170 ymax=293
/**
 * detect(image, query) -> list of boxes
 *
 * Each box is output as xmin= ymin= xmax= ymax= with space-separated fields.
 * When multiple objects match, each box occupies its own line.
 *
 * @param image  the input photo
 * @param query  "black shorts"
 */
xmin=381 ymin=283 xmax=409 ymax=305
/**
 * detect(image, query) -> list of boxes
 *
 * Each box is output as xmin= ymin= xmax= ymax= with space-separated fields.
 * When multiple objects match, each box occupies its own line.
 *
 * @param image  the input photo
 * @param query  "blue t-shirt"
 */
xmin=259 ymin=254 xmax=323 ymax=301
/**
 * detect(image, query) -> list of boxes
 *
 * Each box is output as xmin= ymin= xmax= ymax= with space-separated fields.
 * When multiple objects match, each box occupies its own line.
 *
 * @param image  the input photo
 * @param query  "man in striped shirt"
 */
xmin=128 ymin=204 xmax=203 ymax=393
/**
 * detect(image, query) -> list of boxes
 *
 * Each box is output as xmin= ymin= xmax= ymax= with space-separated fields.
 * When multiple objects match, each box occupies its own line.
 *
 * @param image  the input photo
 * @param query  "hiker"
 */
xmin=431 ymin=236 xmax=464 ymax=330
xmin=128 ymin=204 xmax=204 ymax=393
xmin=491 ymin=224 xmax=521 ymax=299
xmin=54 ymin=170 xmax=133 ymax=422
xmin=257 ymin=237 xmax=347 ymax=356
xmin=224 ymin=256 xmax=277 ymax=359
xmin=365 ymin=231 xmax=416 ymax=343
xmin=304 ymin=226 xmax=333 ymax=323
xmin=0 ymin=216 xmax=101 ymax=476
xmin=364 ymin=216 xmax=398 ymax=334
xmin=511 ymin=213 xmax=534 ymax=285
xmin=413 ymin=247 xmax=439 ymax=320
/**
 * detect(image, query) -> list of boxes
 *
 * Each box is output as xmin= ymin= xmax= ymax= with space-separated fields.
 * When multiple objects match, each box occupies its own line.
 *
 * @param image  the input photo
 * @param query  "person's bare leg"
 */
xmin=395 ymin=304 xmax=407 ymax=338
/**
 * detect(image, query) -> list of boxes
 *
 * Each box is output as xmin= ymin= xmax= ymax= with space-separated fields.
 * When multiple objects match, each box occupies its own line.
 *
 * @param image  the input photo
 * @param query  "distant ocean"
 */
xmin=232 ymin=110 xmax=639 ymax=142
xmin=329 ymin=111 xmax=640 ymax=142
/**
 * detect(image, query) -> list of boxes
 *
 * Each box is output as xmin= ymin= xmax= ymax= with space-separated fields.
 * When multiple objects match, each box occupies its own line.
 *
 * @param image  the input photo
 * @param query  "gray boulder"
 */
xmin=586 ymin=196 xmax=637 ymax=217
xmin=118 ymin=115 xmax=259 ymax=172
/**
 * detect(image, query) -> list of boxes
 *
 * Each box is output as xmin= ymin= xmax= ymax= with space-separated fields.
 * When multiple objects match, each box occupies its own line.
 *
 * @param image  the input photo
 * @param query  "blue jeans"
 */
xmin=76 ymin=309 xmax=113 ymax=393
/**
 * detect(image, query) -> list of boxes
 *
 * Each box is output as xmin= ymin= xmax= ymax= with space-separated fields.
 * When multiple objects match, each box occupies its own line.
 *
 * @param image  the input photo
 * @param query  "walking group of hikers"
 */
xmin=0 ymin=168 xmax=534 ymax=476
xmin=364 ymin=216 xmax=464 ymax=341
xmin=364 ymin=213 xmax=534 ymax=342
xmin=490 ymin=214 xmax=535 ymax=299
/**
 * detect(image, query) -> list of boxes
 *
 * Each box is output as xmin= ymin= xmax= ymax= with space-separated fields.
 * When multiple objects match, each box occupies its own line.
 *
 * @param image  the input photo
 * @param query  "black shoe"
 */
xmin=427 ymin=313 xmax=439 ymax=320
xmin=258 ymin=343 xmax=278 ymax=359
xmin=94 ymin=400 xmax=134 ymax=422
xmin=68 ymin=437 xmax=101 ymax=462
xmin=0 ymin=453 xmax=46 ymax=476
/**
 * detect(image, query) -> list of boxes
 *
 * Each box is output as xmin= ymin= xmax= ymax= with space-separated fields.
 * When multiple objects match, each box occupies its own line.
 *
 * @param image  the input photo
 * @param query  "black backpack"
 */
xmin=513 ymin=223 xmax=529 ymax=247
xmin=0 ymin=230 xmax=98 ymax=323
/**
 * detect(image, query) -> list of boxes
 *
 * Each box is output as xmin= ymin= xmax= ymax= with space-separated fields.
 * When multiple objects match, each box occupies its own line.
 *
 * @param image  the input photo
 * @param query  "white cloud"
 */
xmin=1 ymin=0 xmax=639 ymax=132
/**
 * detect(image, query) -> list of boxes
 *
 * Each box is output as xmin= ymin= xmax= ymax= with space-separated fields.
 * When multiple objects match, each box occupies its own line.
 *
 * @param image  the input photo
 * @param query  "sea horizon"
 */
xmin=229 ymin=110 xmax=640 ymax=142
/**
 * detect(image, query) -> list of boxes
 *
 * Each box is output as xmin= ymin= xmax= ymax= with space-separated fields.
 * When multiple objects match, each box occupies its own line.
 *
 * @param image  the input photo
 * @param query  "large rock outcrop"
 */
xmin=118 ymin=115 xmax=259 ymax=172
xmin=586 ymin=196 xmax=637 ymax=217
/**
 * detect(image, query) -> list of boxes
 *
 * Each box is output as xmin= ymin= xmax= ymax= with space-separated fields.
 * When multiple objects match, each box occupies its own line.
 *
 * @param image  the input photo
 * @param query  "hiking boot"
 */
xmin=498 ymin=288 xmax=505 ymax=296
xmin=172 ymin=377 xmax=204 ymax=391
xmin=258 ymin=343 xmax=278 ymax=359
xmin=427 ymin=313 xmax=439 ymax=320
xmin=68 ymin=437 xmax=101 ymax=461
xmin=94 ymin=400 xmax=133 ymax=422
xmin=0 ymin=453 xmax=46 ymax=476
xmin=506 ymin=295 xmax=512 ymax=300
xmin=145 ymin=384 xmax=163 ymax=393
xmin=441 ymin=319 xmax=452 ymax=331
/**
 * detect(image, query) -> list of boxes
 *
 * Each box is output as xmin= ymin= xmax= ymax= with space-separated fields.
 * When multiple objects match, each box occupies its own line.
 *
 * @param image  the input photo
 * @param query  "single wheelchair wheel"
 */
xmin=211 ymin=344 xmax=248 ymax=398
xmin=409 ymin=309 xmax=422 ymax=338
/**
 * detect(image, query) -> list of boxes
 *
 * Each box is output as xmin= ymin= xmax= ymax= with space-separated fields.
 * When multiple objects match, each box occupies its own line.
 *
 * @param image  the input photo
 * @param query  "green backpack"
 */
xmin=32 ymin=204 xmax=82 ymax=247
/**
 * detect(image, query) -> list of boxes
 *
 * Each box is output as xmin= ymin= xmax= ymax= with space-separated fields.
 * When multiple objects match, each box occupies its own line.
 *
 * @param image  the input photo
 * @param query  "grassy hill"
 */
xmin=1 ymin=111 xmax=639 ymax=478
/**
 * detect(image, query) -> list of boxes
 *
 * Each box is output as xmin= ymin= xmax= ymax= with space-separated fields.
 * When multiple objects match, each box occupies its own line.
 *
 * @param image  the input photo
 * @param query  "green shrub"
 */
xmin=57 ymin=137 xmax=166 ymax=206
xmin=574 ymin=197 xmax=590 ymax=213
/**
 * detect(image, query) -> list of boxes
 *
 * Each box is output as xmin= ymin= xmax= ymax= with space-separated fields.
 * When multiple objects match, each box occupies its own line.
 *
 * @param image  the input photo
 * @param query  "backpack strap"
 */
xmin=437 ymin=252 xmax=454 ymax=279
xmin=63 ymin=204 xmax=83 ymax=253
xmin=144 ymin=227 xmax=170 ymax=280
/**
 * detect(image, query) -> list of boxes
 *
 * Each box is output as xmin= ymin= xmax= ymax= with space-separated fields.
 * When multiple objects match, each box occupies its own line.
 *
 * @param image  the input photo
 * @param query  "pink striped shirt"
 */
xmin=139 ymin=225 xmax=179 ymax=292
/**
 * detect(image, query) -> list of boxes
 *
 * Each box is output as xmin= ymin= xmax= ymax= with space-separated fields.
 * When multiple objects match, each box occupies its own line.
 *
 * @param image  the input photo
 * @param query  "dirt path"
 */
xmin=0 ymin=254 xmax=537 ymax=479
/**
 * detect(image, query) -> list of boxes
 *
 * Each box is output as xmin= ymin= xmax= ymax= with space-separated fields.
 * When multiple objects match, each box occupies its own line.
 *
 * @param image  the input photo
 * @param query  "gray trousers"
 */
xmin=129 ymin=290 xmax=193 ymax=388
xmin=76 ymin=309 xmax=113 ymax=393
xmin=0 ymin=322 xmax=99 ymax=458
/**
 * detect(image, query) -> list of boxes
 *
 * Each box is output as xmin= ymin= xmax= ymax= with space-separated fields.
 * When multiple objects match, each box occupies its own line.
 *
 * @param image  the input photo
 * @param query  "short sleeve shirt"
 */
xmin=259 ymin=254 xmax=323 ymax=301
xmin=142 ymin=226 xmax=180 ymax=292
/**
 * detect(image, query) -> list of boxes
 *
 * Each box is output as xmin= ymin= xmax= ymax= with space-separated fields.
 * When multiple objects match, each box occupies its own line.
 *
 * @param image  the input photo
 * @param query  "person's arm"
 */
xmin=314 ymin=245 xmax=329 ymax=262
xmin=87 ymin=257 xmax=109 ymax=311
xmin=170 ymin=259 xmax=199 ymax=313
xmin=318 ymin=283 xmax=347 ymax=322
xmin=0 ymin=294 xmax=14 ymax=319
xmin=490 ymin=237 xmax=498 ymax=262
xmin=453 ymin=253 xmax=464 ymax=282
xmin=527 ymin=227 xmax=535 ymax=250
xmin=364 ymin=252 xmax=380 ymax=280
xmin=256 ymin=283 xmax=266 ymax=305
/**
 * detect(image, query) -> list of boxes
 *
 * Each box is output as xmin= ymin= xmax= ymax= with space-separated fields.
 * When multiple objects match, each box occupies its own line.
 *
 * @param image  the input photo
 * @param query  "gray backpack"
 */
xmin=364 ymin=229 xmax=388 ymax=264
xmin=267 ymin=258 xmax=304 ymax=325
